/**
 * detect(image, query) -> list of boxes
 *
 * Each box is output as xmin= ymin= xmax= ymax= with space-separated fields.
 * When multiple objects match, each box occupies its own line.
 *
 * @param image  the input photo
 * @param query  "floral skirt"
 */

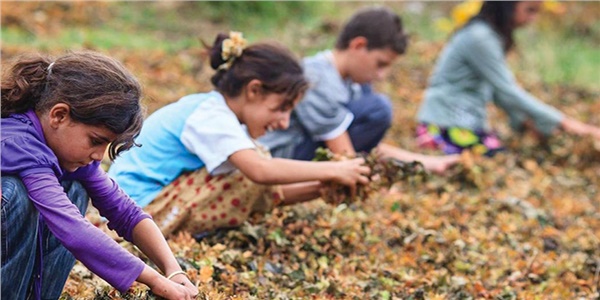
xmin=144 ymin=168 xmax=283 ymax=237
xmin=416 ymin=123 xmax=504 ymax=156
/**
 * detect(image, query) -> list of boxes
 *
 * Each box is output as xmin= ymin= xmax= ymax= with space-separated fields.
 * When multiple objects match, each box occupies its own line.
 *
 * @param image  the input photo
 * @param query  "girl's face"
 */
xmin=44 ymin=104 xmax=117 ymax=172
xmin=242 ymin=91 xmax=298 ymax=139
xmin=513 ymin=1 xmax=542 ymax=27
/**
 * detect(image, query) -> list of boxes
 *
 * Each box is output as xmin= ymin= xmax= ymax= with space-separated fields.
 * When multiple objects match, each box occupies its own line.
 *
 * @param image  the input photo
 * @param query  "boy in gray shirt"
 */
xmin=260 ymin=6 xmax=459 ymax=173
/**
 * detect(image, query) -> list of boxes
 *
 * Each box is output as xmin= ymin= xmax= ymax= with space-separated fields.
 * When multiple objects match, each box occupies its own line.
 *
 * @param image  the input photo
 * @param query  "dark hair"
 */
xmin=1 ymin=51 xmax=145 ymax=160
xmin=208 ymin=33 xmax=308 ymax=108
xmin=468 ymin=1 xmax=518 ymax=52
xmin=335 ymin=6 xmax=408 ymax=54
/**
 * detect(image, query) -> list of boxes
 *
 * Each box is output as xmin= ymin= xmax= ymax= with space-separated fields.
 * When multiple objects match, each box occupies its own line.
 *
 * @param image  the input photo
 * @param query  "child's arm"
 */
xmin=21 ymin=172 xmax=146 ymax=293
xmin=377 ymin=143 xmax=460 ymax=174
xmin=79 ymin=164 xmax=150 ymax=242
xmin=324 ymin=132 xmax=459 ymax=174
xmin=228 ymin=148 xmax=370 ymax=186
xmin=466 ymin=30 xmax=563 ymax=135
xmin=78 ymin=165 xmax=197 ymax=298
xmin=132 ymin=219 xmax=198 ymax=297
xmin=280 ymin=181 xmax=324 ymax=206
xmin=324 ymin=131 xmax=356 ymax=157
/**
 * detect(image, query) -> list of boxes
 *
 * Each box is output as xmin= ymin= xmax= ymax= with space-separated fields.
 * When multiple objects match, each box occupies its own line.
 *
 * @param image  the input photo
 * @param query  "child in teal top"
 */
xmin=416 ymin=1 xmax=600 ymax=155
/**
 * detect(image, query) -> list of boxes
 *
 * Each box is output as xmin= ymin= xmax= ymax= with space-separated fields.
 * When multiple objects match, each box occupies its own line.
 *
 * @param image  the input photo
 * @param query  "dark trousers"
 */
xmin=292 ymin=86 xmax=392 ymax=160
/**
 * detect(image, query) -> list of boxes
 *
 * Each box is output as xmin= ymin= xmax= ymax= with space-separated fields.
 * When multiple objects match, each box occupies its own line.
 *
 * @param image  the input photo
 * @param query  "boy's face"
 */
xmin=349 ymin=46 xmax=398 ymax=84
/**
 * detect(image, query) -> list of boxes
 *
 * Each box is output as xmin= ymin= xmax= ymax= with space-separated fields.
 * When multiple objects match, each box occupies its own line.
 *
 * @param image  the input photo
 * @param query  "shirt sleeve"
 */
xmin=21 ymin=171 xmax=145 ymax=293
xmin=492 ymin=90 xmax=528 ymax=132
xmin=294 ymin=66 xmax=354 ymax=141
xmin=463 ymin=26 xmax=563 ymax=135
xmin=180 ymin=104 xmax=256 ymax=173
xmin=73 ymin=163 xmax=152 ymax=242
xmin=1 ymin=135 xmax=60 ymax=176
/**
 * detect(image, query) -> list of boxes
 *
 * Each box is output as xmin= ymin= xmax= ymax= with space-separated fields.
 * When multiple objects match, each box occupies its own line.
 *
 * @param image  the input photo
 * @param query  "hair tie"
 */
xmin=219 ymin=31 xmax=247 ymax=70
xmin=47 ymin=62 xmax=56 ymax=75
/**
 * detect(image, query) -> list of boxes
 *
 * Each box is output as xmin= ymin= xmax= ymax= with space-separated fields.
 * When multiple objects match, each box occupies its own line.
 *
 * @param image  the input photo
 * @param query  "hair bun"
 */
xmin=209 ymin=33 xmax=230 ymax=70
xmin=209 ymin=31 xmax=247 ymax=71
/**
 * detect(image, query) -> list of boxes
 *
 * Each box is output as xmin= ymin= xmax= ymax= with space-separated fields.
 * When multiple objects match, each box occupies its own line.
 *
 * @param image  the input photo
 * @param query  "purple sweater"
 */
xmin=1 ymin=110 xmax=149 ymax=292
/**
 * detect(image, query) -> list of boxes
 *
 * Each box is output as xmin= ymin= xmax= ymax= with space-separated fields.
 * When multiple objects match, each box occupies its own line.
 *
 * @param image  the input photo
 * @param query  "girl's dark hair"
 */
xmin=1 ymin=51 xmax=145 ymax=160
xmin=335 ymin=6 xmax=408 ymax=55
xmin=468 ymin=1 xmax=518 ymax=52
xmin=208 ymin=33 xmax=308 ymax=107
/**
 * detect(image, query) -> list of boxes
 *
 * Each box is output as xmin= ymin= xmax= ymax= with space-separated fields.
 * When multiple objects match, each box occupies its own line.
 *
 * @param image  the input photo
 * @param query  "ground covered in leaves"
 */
xmin=2 ymin=2 xmax=599 ymax=299
xmin=64 ymin=140 xmax=600 ymax=299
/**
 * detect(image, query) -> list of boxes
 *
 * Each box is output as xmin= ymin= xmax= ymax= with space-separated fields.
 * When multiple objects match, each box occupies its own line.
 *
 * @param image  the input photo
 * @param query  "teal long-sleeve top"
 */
xmin=417 ymin=20 xmax=563 ymax=136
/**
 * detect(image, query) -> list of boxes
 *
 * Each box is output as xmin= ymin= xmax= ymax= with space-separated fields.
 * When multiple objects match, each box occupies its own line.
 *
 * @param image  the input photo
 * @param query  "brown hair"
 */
xmin=208 ymin=33 xmax=308 ymax=109
xmin=1 ymin=51 xmax=145 ymax=160
xmin=335 ymin=6 xmax=408 ymax=54
xmin=466 ymin=1 xmax=519 ymax=52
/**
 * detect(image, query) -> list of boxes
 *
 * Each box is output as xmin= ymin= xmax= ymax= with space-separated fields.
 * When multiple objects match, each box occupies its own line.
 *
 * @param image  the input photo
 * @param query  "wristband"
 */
xmin=166 ymin=270 xmax=188 ymax=280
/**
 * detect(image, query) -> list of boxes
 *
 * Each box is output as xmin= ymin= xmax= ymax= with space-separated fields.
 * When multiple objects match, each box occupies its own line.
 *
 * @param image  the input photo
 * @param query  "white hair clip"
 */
xmin=47 ymin=62 xmax=56 ymax=75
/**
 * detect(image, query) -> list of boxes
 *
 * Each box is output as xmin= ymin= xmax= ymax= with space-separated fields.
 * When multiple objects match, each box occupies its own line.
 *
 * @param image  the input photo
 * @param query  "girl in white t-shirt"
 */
xmin=109 ymin=32 xmax=370 ymax=236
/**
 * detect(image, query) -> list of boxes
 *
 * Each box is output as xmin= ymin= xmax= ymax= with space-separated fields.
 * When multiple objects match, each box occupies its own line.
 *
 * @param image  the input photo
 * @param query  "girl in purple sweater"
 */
xmin=1 ymin=52 xmax=198 ymax=300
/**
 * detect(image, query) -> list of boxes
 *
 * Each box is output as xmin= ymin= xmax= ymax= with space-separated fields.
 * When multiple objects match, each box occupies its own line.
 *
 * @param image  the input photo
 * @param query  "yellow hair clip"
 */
xmin=220 ymin=31 xmax=247 ymax=70
xmin=435 ymin=0 xmax=566 ymax=34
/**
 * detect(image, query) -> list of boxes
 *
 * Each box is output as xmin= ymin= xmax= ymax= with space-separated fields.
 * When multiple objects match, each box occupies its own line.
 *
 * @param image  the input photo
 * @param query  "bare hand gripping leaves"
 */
xmin=313 ymin=147 xmax=429 ymax=205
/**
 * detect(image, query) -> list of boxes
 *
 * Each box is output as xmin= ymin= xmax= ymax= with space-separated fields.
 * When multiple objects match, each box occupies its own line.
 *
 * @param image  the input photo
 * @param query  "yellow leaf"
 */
xmin=543 ymin=0 xmax=566 ymax=15
xmin=199 ymin=266 xmax=214 ymax=283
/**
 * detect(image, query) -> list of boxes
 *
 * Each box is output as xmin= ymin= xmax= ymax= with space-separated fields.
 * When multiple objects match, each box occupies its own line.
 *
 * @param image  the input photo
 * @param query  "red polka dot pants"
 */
xmin=144 ymin=168 xmax=283 ymax=237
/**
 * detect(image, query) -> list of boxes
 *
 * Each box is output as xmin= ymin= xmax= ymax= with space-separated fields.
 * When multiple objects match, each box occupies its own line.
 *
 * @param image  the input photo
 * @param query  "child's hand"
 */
xmin=331 ymin=157 xmax=371 ymax=187
xmin=420 ymin=154 xmax=461 ymax=174
xmin=561 ymin=117 xmax=600 ymax=139
xmin=150 ymin=276 xmax=198 ymax=300
xmin=168 ymin=272 xmax=198 ymax=297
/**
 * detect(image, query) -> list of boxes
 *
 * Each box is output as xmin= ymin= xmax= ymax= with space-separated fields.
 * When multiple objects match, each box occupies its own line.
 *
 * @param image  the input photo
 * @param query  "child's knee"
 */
xmin=365 ymin=94 xmax=393 ymax=126
xmin=1 ymin=177 xmax=39 ymax=262
xmin=350 ymin=93 xmax=393 ymax=129
xmin=1 ymin=176 xmax=29 ymax=201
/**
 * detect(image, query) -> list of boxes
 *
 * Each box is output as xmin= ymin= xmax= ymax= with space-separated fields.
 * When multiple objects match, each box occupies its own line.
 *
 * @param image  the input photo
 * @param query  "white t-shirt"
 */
xmin=109 ymin=90 xmax=256 ymax=207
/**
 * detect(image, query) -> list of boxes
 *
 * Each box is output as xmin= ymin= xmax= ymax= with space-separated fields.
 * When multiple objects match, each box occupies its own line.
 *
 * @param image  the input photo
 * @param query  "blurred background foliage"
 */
xmin=2 ymin=1 xmax=599 ymax=96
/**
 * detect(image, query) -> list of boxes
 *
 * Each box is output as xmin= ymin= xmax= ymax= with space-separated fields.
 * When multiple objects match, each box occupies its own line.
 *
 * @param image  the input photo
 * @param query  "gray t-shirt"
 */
xmin=259 ymin=50 xmax=362 ymax=158
xmin=417 ymin=20 xmax=563 ymax=135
